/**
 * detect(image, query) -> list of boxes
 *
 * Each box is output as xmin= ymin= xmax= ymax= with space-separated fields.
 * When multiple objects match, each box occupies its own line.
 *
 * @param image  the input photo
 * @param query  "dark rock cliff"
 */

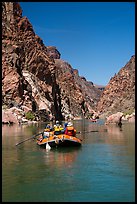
xmin=2 ymin=2 xmax=102 ymax=121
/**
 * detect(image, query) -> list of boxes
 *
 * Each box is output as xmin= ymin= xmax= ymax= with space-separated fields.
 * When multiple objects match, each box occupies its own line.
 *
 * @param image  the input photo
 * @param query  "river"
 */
xmin=2 ymin=119 xmax=135 ymax=202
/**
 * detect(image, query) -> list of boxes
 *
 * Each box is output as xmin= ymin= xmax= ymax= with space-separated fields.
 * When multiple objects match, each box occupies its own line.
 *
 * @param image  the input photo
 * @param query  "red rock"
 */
xmin=97 ymin=56 xmax=135 ymax=117
xmin=2 ymin=110 xmax=18 ymax=124
xmin=1 ymin=2 xmax=104 ymax=121
xmin=106 ymin=112 xmax=123 ymax=125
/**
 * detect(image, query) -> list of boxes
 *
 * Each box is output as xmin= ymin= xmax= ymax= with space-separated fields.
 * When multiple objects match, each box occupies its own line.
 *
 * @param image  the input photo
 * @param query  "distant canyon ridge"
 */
xmin=2 ymin=2 xmax=135 ymax=123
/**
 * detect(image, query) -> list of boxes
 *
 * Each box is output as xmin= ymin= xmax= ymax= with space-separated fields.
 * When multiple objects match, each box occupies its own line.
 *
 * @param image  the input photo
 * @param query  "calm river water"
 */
xmin=2 ymin=119 xmax=135 ymax=202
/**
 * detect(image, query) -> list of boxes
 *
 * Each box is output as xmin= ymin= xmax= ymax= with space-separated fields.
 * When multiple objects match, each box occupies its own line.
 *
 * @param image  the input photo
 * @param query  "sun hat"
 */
xmin=67 ymin=122 xmax=73 ymax=127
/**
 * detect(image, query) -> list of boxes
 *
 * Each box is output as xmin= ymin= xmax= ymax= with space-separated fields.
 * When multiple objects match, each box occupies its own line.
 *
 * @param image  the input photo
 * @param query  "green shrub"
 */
xmin=25 ymin=111 xmax=35 ymax=121
xmin=123 ymin=109 xmax=134 ymax=116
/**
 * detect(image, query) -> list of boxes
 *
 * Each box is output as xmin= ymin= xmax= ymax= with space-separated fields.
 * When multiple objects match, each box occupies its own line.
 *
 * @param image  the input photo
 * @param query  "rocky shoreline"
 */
xmin=2 ymin=106 xmax=135 ymax=125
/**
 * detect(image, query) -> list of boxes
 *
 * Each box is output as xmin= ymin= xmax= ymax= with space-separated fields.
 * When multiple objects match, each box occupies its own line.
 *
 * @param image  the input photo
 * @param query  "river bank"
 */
xmin=2 ymin=105 xmax=135 ymax=126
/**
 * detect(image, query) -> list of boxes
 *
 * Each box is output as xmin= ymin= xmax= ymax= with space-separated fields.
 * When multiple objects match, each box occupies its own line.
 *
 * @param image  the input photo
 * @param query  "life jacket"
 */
xmin=44 ymin=128 xmax=50 ymax=132
xmin=66 ymin=126 xmax=76 ymax=136
xmin=54 ymin=127 xmax=64 ymax=135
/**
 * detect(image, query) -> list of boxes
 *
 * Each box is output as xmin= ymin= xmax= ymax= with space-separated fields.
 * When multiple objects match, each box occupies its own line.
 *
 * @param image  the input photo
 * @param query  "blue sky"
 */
xmin=20 ymin=2 xmax=135 ymax=86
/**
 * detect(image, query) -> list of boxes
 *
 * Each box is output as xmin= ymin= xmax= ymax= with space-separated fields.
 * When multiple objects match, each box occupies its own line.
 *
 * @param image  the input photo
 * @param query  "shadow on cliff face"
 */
xmin=52 ymin=82 xmax=64 ymax=121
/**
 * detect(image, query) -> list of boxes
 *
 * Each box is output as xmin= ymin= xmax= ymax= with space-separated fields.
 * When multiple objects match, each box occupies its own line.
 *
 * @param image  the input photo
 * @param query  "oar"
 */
xmin=15 ymin=132 xmax=43 ymax=146
xmin=77 ymin=129 xmax=107 ymax=134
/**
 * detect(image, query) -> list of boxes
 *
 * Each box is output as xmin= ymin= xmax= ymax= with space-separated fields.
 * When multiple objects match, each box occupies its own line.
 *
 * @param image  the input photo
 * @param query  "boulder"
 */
xmin=2 ymin=109 xmax=18 ymax=124
xmin=105 ymin=112 xmax=123 ymax=125
xmin=128 ymin=116 xmax=135 ymax=122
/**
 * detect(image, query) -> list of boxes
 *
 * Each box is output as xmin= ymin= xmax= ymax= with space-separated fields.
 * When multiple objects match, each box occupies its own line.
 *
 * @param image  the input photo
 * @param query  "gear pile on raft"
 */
xmin=37 ymin=121 xmax=82 ymax=148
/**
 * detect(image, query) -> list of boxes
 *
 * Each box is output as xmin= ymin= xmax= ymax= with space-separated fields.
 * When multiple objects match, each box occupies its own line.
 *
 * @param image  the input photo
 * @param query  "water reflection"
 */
xmin=104 ymin=124 xmax=125 ymax=145
xmin=76 ymin=119 xmax=135 ymax=146
xmin=40 ymin=147 xmax=81 ymax=168
xmin=105 ymin=123 xmax=135 ymax=153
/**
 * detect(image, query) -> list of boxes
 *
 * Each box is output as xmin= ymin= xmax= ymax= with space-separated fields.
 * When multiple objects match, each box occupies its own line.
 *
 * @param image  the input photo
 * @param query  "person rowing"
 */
xmin=43 ymin=124 xmax=53 ymax=139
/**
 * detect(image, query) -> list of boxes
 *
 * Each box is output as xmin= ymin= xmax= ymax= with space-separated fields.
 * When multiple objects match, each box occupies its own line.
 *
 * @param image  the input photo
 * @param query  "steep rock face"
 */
xmin=54 ymin=59 xmax=102 ymax=118
xmin=2 ymin=2 xmax=103 ymax=121
xmin=2 ymin=2 xmax=63 ymax=121
xmin=47 ymin=46 xmax=61 ymax=59
xmin=96 ymin=55 xmax=135 ymax=117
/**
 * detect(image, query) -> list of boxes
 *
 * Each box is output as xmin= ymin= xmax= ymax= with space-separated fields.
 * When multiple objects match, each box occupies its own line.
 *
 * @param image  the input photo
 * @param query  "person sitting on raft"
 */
xmin=43 ymin=124 xmax=53 ymax=138
xmin=64 ymin=122 xmax=76 ymax=137
xmin=54 ymin=121 xmax=64 ymax=135
xmin=59 ymin=122 xmax=68 ymax=134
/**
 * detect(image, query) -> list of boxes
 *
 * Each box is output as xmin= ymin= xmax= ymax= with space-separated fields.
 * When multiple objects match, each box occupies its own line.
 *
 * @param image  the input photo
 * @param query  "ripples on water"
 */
xmin=2 ymin=120 xmax=135 ymax=202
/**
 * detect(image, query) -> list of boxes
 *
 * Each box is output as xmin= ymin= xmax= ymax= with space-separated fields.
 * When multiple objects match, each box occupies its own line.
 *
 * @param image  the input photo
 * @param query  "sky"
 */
xmin=20 ymin=2 xmax=135 ymax=86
